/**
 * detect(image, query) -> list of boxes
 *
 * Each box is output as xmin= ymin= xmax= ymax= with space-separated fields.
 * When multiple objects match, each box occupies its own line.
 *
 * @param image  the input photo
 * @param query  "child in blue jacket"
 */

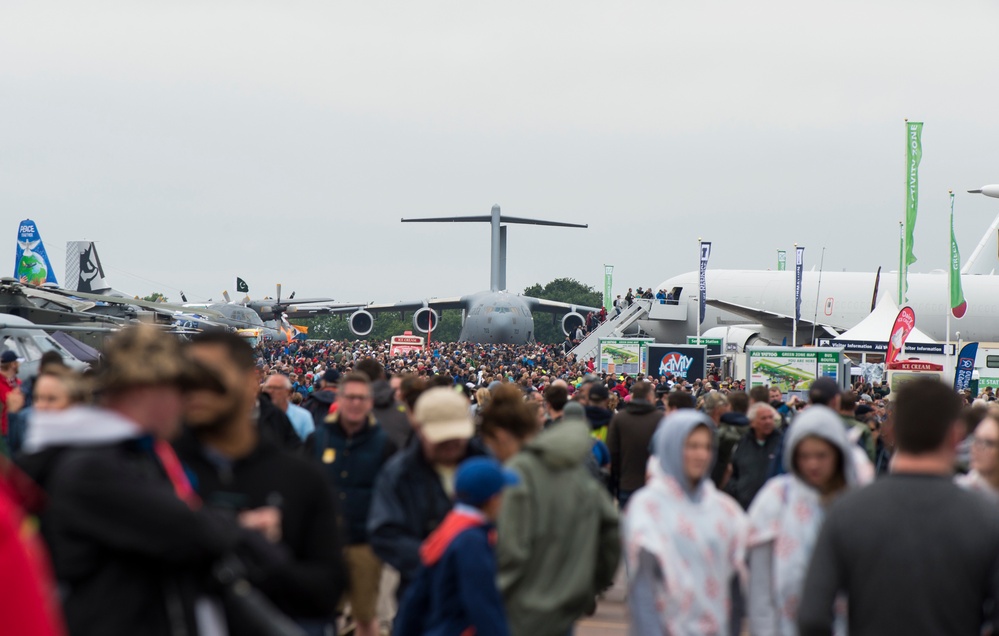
xmin=394 ymin=457 xmax=518 ymax=636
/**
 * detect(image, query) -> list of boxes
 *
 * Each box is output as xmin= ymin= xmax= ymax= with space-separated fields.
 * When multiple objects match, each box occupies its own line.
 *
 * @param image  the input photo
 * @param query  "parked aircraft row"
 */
xmin=12 ymin=185 xmax=999 ymax=351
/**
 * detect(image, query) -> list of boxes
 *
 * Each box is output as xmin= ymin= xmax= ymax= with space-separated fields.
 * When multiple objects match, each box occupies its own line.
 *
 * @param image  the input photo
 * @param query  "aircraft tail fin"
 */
xmin=15 ymin=219 xmax=59 ymax=286
xmin=66 ymin=241 xmax=112 ymax=293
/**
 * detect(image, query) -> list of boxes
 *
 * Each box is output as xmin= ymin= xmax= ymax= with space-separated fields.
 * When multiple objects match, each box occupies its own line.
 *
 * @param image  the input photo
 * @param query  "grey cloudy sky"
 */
xmin=4 ymin=1 xmax=999 ymax=304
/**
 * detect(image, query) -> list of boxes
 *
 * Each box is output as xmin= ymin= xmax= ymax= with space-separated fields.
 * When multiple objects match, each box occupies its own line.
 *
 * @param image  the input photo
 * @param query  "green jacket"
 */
xmin=497 ymin=418 xmax=621 ymax=636
xmin=841 ymin=414 xmax=875 ymax=461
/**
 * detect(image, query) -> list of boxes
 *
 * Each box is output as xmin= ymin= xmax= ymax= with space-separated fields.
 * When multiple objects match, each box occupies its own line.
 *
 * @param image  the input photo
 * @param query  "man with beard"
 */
xmin=175 ymin=331 xmax=348 ymax=635
xmin=18 ymin=326 xmax=252 ymax=636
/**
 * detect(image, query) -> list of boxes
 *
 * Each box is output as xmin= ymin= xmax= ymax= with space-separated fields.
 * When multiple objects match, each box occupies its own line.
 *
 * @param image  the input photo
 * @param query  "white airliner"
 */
xmin=638 ymin=186 xmax=999 ymax=349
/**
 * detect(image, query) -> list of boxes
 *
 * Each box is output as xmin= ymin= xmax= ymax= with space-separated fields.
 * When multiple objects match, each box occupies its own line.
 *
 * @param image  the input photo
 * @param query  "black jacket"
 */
xmin=371 ymin=379 xmax=412 ymax=450
xmin=305 ymin=415 xmax=396 ymax=544
xmin=174 ymin=429 xmax=349 ymax=621
xmin=301 ymin=389 xmax=337 ymax=427
xmin=606 ymin=400 xmax=661 ymax=494
xmin=367 ymin=436 xmax=487 ymax=594
xmin=583 ymin=405 xmax=614 ymax=433
xmin=19 ymin=424 xmax=242 ymax=636
xmin=725 ymin=428 xmax=782 ymax=510
xmin=258 ymin=393 xmax=303 ymax=452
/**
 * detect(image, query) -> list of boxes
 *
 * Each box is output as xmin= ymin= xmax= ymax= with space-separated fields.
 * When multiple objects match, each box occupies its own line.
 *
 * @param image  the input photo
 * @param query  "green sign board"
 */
xmin=599 ymin=338 xmax=653 ymax=376
xmin=747 ymin=347 xmax=844 ymax=392
xmin=978 ymin=376 xmax=999 ymax=389
xmin=687 ymin=336 xmax=723 ymax=358
xmin=687 ymin=337 xmax=722 ymax=346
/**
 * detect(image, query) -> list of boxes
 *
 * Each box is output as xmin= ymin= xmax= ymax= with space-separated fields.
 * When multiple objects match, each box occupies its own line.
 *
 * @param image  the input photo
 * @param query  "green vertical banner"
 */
xmin=777 ymin=250 xmax=786 ymax=271
xmin=603 ymin=265 xmax=614 ymax=311
xmin=950 ymin=192 xmax=968 ymax=318
xmin=903 ymin=121 xmax=923 ymax=303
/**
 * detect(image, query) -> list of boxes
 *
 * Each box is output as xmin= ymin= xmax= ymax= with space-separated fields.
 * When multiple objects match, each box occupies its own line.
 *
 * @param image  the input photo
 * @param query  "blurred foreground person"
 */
xmin=0 ymin=456 xmax=65 ymax=636
xmin=393 ymin=457 xmax=517 ymax=636
xmin=18 ymin=326 xmax=256 ymax=636
xmin=368 ymin=387 xmax=485 ymax=600
xmin=483 ymin=385 xmax=620 ymax=636
xmin=957 ymin=410 xmax=999 ymax=498
xmin=798 ymin=379 xmax=999 ymax=635
xmin=8 ymin=365 xmax=86 ymax=455
xmin=624 ymin=411 xmax=748 ymax=636
xmin=747 ymin=406 xmax=861 ymax=636
xmin=176 ymin=331 xmax=348 ymax=635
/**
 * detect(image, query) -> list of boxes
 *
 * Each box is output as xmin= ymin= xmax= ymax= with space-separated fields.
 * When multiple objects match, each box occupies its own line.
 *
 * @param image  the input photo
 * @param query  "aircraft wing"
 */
xmin=320 ymin=297 xmax=468 ymax=315
xmin=20 ymin=287 xmax=97 ymax=313
xmin=280 ymin=303 xmax=371 ymax=319
xmin=47 ymin=289 xmax=222 ymax=318
xmin=39 ymin=286 xmax=228 ymax=319
xmin=705 ymin=299 xmax=843 ymax=336
xmin=525 ymin=297 xmax=602 ymax=315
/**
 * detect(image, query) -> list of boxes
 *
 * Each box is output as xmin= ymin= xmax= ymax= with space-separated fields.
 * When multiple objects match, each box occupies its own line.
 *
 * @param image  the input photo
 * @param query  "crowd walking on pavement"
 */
xmin=3 ymin=328 xmax=999 ymax=635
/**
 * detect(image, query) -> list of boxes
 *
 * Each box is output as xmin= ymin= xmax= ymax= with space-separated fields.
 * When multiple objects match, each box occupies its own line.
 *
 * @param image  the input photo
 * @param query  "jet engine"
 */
xmin=413 ymin=307 xmax=439 ymax=334
xmin=708 ymin=326 xmax=777 ymax=353
xmin=348 ymin=309 xmax=374 ymax=336
xmin=561 ymin=311 xmax=585 ymax=337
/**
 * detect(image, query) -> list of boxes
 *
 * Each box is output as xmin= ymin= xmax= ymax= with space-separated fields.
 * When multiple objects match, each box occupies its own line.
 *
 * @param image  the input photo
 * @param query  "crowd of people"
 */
xmin=2 ymin=329 xmax=999 ymax=635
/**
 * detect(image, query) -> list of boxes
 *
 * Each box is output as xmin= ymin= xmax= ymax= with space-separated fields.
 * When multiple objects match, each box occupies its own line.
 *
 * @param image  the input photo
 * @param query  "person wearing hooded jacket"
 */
xmin=747 ymin=406 xmax=867 ymax=636
xmin=624 ymin=410 xmax=749 ymax=636
xmin=481 ymin=385 xmax=620 ymax=636
xmin=606 ymin=380 xmax=660 ymax=508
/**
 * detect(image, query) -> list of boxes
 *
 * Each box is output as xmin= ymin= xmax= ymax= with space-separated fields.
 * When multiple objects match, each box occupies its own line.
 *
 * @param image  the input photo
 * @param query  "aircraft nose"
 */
xmin=492 ymin=316 xmax=512 ymax=342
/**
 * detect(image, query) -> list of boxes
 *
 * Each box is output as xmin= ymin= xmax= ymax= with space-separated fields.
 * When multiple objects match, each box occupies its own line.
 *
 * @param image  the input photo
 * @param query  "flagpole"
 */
xmin=696 ymin=237 xmax=702 ymax=345
xmin=900 ymin=118 xmax=908 ymax=307
xmin=898 ymin=221 xmax=904 ymax=305
xmin=947 ymin=190 xmax=953 ymax=380
xmin=792 ymin=243 xmax=798 ymax=348
xmin=811 ymin=247 xmax=826 ymax=344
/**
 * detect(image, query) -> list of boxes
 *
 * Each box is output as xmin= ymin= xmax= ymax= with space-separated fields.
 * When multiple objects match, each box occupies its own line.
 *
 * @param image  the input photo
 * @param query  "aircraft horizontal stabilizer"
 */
xmin=401 ymin=215 xmax=587 ymax=228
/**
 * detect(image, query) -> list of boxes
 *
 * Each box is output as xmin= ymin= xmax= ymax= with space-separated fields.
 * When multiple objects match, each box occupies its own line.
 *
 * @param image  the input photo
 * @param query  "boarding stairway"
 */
xmin=569 ymin=299 xmax=652 ymax=362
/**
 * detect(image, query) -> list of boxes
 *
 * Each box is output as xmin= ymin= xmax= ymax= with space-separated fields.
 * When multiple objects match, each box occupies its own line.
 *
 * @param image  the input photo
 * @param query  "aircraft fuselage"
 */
xmin=457 ymin=291 xmax=536 ymax=345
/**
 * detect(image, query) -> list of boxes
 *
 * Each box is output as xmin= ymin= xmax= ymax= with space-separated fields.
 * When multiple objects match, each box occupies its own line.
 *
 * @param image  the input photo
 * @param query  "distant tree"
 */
xmin=143 ymin=292 xmax=167 ymax=303
xmin=524 ymin=278 xmax=602 ymax=344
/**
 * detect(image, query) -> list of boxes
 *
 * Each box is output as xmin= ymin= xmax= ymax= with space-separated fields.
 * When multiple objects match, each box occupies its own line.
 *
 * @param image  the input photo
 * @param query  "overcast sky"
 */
xmin=4 ymin=1 xmax=999 ymax=305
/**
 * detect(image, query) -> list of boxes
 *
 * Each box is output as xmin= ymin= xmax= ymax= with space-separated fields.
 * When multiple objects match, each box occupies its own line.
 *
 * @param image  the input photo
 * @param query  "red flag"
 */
xmin=887 ymin=307 xmax=916 ymax=364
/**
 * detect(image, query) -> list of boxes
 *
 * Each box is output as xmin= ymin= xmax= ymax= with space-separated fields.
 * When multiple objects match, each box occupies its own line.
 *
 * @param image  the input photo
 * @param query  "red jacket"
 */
xmin=0 ymin=469 xmax=65 ymax=636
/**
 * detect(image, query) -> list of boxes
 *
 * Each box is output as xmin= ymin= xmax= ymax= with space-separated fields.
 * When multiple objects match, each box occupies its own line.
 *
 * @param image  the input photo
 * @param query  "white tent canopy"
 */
xmin=832 ymin=294 xmax=937 ymax=346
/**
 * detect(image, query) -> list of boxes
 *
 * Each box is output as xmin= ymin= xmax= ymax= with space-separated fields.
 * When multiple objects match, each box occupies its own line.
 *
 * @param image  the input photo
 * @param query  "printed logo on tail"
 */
xmin=66 ymin=241 xmax=111 ymax=293
xmin=15 ymin=219 xmax=58 ymax=286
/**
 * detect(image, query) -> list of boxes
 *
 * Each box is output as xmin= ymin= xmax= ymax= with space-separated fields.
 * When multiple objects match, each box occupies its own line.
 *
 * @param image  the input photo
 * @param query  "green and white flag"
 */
xmin=902 ymin=121 xmax=923 ymax=303
xmin=777 ymin=250 xmax=786 ymax=271
xmin=950 ymin=192 xmax=967 ymax=319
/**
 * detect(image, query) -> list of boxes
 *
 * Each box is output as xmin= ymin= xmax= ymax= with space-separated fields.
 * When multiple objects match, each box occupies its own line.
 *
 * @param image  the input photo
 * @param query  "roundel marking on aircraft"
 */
xmin=824 ymin=297 xmax=834 ymax=316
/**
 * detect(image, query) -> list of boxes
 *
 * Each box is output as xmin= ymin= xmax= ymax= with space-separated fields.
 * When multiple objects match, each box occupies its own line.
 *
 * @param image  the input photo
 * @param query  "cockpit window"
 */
xmin=32 ymin=335 xmax=70 ymax=357
xmin=17 ymin=336 xmax=44 ymax=361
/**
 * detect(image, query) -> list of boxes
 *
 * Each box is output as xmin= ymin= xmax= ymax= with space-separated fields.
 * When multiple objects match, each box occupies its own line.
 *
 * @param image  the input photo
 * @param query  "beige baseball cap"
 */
xmin=414 ymin=387 xmax=474 ymax=444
